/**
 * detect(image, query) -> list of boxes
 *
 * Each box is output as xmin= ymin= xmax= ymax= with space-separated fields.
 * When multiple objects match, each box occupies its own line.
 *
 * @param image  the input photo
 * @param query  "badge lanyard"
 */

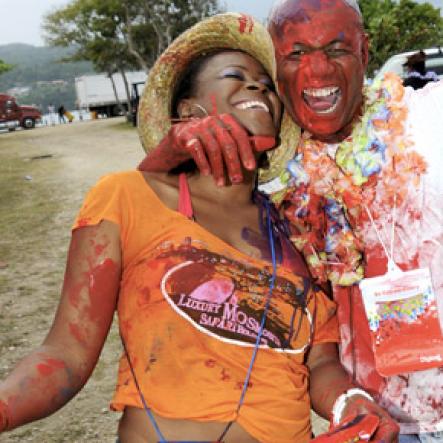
xmin=122 ymin=199 xmax=278 ymax=443
xmin=363 ymin=195 xmax=400 ymax=275
xmin=359 ymin=197 xmax=442 ymax=376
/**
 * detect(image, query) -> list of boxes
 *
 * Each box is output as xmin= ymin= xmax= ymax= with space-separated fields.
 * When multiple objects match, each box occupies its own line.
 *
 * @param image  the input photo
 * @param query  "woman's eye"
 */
xmin=221 ymin=69 xmax=245 ymax=80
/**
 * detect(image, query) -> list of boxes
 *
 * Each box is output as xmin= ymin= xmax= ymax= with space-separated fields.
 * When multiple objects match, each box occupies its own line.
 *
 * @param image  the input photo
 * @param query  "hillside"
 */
xmin=0 ymin=44 xmax=94 ymax=110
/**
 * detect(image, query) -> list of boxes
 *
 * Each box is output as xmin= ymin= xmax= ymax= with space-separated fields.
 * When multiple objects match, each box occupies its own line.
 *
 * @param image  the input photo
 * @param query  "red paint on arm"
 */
xmin=36 ymin=359 xmax=66 ymax=377
xmin=68 ymin=322 xmax=88 ymax=346
xmin=86 ymin=258 xmax=119 ymax=322
xmin=0 ymin=399 xmax=11 ymax=432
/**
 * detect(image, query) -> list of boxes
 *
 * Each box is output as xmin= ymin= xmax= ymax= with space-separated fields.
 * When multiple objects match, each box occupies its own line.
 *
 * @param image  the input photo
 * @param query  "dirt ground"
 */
xmin=0 ymin=118 xmax=328 ymax=442
xmin=0 ymin=118 xmax=143 ymax=442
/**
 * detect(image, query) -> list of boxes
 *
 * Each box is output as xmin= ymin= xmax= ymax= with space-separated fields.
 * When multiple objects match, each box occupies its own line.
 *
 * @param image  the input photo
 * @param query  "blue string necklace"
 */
xmin=122 ymin=198 xmax=278 ymax=442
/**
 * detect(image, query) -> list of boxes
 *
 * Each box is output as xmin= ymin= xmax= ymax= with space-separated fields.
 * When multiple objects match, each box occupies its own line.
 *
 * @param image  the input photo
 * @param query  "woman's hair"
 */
xmin=169 ymin=50 xmax=224 ymax=175
xmin=171 ymin=49 xmax=225 ymax=119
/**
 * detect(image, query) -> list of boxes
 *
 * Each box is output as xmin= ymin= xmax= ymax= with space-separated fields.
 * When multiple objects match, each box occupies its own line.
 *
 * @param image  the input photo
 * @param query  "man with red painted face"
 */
xmin=139 ymin=1 xmax=443 ymax=442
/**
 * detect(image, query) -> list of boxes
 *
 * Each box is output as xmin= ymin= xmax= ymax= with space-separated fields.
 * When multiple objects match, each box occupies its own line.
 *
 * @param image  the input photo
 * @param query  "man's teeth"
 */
xmin=317 ymin=101 xmax=339 ymax=114
xmin=236 ymin=101 xmax=269 ymax=112
xmin=303 ymin=86 xmax=339 ymax=97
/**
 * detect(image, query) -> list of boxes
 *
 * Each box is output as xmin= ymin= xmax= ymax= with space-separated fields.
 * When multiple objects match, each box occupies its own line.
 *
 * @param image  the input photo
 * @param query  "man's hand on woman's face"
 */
xmin=139 ymin=114 xmax=276 ymax=186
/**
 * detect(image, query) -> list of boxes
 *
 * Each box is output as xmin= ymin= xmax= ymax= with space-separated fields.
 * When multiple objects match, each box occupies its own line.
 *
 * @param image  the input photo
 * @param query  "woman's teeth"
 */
xmin=235 ymin=100 xmax=269 ymax=112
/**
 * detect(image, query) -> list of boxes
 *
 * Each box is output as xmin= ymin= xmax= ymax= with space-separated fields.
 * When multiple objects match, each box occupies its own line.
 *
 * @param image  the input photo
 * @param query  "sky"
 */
xmin=0 ymin=0 xmax=442 ymax=47
xmin=0 ymin=0 xmax=276 ymax=47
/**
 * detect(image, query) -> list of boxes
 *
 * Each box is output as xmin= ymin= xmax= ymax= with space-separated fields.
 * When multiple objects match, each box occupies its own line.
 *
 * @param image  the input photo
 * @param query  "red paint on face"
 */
xmin=238 ymin=14 xmax=254 ymax=34
xmin=269 ymin=0 xmax=368 ymax=141
xmin=209 ymin=93 xmax=218 ymax=116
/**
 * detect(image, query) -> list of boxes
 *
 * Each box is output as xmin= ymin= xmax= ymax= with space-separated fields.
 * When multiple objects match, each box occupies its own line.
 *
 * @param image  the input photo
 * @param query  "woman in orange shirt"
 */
xmin=0 ymin=13 xmax=397 ymax=443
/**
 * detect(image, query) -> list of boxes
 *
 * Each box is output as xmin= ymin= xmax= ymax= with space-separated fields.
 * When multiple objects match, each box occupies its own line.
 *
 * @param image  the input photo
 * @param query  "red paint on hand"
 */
xmin=312 ymin=413 xmax=380 ymax=442
xmin=250 ymin=136 xmax=276 ymax=152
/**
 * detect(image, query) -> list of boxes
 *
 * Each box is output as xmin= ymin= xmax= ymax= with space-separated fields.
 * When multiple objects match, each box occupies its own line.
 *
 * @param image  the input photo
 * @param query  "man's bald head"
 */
xmin=269 ymin=0 xmax=364 ymax=38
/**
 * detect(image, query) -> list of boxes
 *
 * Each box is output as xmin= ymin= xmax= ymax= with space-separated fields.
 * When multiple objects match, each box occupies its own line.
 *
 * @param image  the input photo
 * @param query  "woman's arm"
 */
xmin=0 ymin=221 xmax=121 ymax=432
xmin=307 ymin=342 xmax=399 ymax=442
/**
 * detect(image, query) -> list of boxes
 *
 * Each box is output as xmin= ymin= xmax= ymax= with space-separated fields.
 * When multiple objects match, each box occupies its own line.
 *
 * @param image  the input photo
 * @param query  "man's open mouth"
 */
xmin=303 ymin=86 xmax=342 ymax=114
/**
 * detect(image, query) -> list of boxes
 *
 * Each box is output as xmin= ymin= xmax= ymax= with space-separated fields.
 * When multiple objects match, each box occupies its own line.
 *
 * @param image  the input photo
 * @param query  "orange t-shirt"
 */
xmin=73 ymin=171 xmax=339 ymax=443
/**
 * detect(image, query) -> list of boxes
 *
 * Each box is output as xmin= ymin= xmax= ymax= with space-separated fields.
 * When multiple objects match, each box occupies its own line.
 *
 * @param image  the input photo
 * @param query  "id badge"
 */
xmin=360 ymin=267 xmax=443 ymax=376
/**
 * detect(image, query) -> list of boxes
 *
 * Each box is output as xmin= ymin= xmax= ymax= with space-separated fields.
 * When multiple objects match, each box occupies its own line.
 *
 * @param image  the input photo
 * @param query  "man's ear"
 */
xmin=361 ymin=32 xmax=369 ymax=70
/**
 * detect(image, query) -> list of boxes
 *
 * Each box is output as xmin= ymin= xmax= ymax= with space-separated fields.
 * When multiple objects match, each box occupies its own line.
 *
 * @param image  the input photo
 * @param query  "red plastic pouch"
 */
xmin=360 ymin=267 xmax=443 ymax=376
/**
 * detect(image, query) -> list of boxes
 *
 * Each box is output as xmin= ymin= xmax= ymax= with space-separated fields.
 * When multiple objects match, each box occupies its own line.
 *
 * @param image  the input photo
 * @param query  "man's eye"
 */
xmin=290 ymin=49 xmax=306 ymax=58
xmin=327 ymin=48 xmax=348 ymax=57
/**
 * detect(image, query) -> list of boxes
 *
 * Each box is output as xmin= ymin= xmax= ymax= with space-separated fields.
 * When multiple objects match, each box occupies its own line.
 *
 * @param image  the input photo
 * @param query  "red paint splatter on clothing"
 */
xmin=137 ymin=286 xmax=151 ymax=308
xmin=236 ymin=381 xmax=253 ymax=390
xmin=76 ymin=218 xmax=90 ymax=227
xmin=205 ymin=359 xmax=216 ymax=368
xmin=220 ymin=368 xmax=231 ymax=381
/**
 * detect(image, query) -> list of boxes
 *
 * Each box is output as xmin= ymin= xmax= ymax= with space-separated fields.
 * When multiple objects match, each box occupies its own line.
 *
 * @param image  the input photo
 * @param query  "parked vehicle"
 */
xmin=0 ymin=94 xmax=42 ymax=130
xmin=75 ymin=71 xmax=147 ymax=117
xmin=130 ymin=81 xmax=145 ymax=126
xmin=374 ymin=47 xmax=443 ymax=83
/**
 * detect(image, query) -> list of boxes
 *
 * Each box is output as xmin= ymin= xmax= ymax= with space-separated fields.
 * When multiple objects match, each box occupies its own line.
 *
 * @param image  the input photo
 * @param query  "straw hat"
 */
xmin=138 ymin=12 xmax=300 ymax=182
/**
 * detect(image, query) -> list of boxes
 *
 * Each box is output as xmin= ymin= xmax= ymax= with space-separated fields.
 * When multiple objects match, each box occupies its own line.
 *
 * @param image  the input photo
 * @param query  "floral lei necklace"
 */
xmin=272 ymin=73 xmax=427 ymax=286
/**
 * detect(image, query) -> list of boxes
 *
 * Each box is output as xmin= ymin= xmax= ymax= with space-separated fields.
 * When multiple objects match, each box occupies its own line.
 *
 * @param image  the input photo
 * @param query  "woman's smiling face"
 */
xmin=183 ymin=51 xmax=282 ymax=138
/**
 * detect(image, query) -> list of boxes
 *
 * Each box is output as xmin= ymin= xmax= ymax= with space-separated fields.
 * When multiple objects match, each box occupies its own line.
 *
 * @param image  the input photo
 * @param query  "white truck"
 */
xmin=75 ymin=71 xmax=147 ymax=117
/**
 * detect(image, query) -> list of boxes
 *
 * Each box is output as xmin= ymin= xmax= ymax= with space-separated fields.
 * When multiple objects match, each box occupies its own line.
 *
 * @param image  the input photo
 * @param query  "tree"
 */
xmin=43 ymin=0 xmax=224 ymax=72
xmin=122 ymin=0 xmax=224 ymax=68
xmin=360 ymin=0 xmax=443 ymax=75
xmin=43 ymin=0 xmax=224 ymax=117
xmin=0 ymin=59 xmax=13 ymax=76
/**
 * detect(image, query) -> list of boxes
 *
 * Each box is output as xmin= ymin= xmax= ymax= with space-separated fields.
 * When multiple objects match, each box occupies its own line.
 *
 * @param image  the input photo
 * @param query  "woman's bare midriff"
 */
xmin=118 ymin=406 xmax=260 ymax=443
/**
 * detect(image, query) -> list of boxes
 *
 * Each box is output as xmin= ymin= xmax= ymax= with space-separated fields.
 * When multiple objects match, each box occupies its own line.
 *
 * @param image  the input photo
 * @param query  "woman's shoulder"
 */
xmin=93 ymin=170 xmax=144 ymax=188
